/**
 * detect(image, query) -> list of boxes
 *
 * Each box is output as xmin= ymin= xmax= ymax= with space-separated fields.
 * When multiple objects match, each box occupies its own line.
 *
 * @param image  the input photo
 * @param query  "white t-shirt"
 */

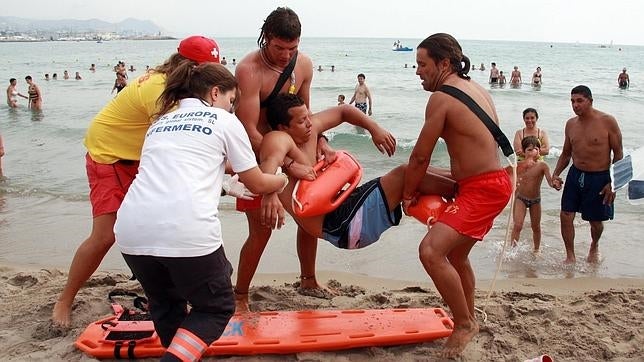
xmin=115 ymin=98 xmax=257 ymax=257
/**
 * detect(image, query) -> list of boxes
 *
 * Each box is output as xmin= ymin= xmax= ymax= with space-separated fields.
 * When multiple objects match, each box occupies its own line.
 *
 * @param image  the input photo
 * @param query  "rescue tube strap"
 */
xmin=439 ymin=85 xmax=514 ymax=157
xmin=260 ymin=51 xmax=298 ymax=109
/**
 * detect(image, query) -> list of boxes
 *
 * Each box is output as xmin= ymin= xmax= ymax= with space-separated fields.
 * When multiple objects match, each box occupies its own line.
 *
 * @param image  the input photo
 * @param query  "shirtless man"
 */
xmin=402 ymin=33 xmax=512 ymax=357
xmin=233 ymin=7 xmax=333 ymax=310
xmin=617 ymin=68 xmax=629 ymax=89
xmin=489 ymin=62 xmax=499 ymax=84
xmin=259 ymin=93 xmax=455 ymax=249
xmin=348 ymin=73 xmax=373 ymax=116
xmin=551 ymin=85 xmax=623 ymax=264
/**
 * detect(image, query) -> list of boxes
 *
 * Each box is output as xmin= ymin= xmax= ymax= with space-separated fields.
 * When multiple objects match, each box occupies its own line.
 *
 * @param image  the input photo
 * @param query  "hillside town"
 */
xmin=0 ymin=16 xmax=172 ymax=42
xmin=0 ymin=29 xmax=173 ymax=42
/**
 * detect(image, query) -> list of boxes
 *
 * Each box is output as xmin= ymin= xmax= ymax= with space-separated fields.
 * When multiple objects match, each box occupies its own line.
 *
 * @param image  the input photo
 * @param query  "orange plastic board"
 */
xmin=75 ymin=307 xmax=453 ymax=359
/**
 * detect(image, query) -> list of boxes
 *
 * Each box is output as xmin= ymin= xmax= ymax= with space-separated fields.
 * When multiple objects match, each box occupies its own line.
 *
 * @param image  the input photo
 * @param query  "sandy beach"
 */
xmin=1 ymin=263 xmax=642 ymax=361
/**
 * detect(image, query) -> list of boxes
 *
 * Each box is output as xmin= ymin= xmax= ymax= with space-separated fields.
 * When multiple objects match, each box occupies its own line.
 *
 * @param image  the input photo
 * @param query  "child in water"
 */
xmin=508 ymin=136 xmax=554 ymax=253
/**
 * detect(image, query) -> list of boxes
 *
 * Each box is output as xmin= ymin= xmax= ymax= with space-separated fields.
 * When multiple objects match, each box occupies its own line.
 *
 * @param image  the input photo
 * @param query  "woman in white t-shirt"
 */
xmin=114 ymin=61 xmax=288 ymax=362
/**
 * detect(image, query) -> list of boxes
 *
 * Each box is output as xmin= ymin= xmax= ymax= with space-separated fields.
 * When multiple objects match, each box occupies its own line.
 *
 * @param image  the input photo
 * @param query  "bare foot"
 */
xmin=51 ymin=301 xmax=72 ymax=329
xmin=299 ymin=275 xmax=320 ymax=290
xmin=532 ymin=249 xmax=541 ymax=256
xmin=586 ymin=249 xmax=600 ymax=264
xmin=297 ymin=285 xmax=338 ymax=299
xmin=563 ymin=256 xmax=576 ymax=265
xmin=441 ymin=321 xmax=479 ymax=358
xmin=297 ymin=276 xmax=338 ymax=299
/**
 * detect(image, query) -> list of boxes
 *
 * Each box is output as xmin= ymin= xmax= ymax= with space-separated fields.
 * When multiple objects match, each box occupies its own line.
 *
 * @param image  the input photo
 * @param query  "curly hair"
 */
xmin=266 ymin=93 xmax=305 ymax=130
xmin=257 ymin=7 xmax=301 ymax=48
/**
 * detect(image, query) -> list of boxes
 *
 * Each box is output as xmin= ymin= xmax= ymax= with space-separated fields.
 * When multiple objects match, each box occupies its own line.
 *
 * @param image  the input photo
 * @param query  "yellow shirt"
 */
xmin=84 ymin=72 xmax=166 ymax=164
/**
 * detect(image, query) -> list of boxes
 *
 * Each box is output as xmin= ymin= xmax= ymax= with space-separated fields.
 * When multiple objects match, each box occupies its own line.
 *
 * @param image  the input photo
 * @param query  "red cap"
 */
xmin=177 ymin=36 xmax=220 ymax=64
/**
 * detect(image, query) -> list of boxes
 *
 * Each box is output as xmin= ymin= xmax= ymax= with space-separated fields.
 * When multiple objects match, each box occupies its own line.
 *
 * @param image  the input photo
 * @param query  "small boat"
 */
xmin=392 ymin=46 xmax=413 ymax=51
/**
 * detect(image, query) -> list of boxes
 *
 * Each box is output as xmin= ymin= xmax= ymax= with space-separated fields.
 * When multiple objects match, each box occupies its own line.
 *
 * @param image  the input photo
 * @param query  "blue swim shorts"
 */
xmin=561 ymin=165 xmax=614 ymax=221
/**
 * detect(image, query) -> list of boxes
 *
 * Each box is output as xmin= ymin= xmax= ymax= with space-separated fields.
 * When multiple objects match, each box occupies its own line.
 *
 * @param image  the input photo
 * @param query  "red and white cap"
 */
xmin=177 ymin=35 xmax=220 ymax=64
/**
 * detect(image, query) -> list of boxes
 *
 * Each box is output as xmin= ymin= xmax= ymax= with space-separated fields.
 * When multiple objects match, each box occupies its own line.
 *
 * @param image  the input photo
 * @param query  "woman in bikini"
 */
xmin=25 ymin=76 xmax=42 ymax=110
xmin=532 ymin=66 xmax=543 ymax=87
xmin=513 ymin=107 xmax=550 ymax=160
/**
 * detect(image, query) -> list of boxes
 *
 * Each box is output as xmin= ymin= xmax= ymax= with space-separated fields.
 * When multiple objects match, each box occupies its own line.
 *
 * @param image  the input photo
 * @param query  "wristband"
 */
xmin=318 ymin=134 xmax=329 ymax=142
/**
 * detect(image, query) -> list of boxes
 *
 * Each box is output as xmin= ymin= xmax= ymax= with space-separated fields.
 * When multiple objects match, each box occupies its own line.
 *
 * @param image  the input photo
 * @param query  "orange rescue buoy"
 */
xmin=407 ymin=195 xmax=450 ymax=226
xmin=292 ymin=150 xmax=362 ymax=217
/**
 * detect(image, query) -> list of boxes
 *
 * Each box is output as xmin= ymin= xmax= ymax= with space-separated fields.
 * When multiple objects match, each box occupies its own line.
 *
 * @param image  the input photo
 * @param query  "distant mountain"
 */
xmin=0 ymin=16 xmax=163 ymax=35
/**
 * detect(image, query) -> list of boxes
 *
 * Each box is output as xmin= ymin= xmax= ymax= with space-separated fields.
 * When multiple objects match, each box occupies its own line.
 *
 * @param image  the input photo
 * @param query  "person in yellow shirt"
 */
xmin=51 ymin=36 xmax=221 ymax=328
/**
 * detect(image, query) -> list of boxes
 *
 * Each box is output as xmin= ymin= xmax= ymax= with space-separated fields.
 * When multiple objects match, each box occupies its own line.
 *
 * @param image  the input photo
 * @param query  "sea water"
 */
xmin=0 ymin=38 xmax=642 ymax=282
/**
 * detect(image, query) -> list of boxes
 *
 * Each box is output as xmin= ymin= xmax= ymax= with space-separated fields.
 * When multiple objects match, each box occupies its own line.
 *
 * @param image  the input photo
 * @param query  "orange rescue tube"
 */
xmin=292 ymin=150 xmax=362 ymax=217
xmin=407 ymin=195 xmax=450 ymax=226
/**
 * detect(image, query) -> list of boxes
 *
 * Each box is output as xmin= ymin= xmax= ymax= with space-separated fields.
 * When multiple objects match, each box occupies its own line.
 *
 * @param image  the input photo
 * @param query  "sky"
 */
xmin=4 ymin=0 xmax=644 ymax=46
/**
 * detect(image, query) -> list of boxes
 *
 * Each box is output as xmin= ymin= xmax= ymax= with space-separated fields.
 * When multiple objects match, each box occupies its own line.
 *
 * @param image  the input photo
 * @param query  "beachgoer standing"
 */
xmin=551 ymin=85 xmax=623 ymax=264
xmin=349 ymin=73 xmax=373 ymax=115
xmin=508 ymin=136 xmax=554 ymax=252
xmin=618 ymin=68 xmax=629 ymax=89
xmin=513 ymin=107 xmax=550 ymax=159
xmin=51 ymin=36 xmax=223 ymax=328
xmin=498 ymin=71 xmax=507 ymax=85
xmin=510 ymin=66 xmax=521 ymax=86
xmin=25 ymin=76 xmax=42 ymax=110
xmin=111 ymin=72 xmax=127 ymax=94
xmin=489 ymin=62 xmax=499 ymax=84
xmin=7 ymin=78 xmax=28 ymax=108
xmin=532 ymin=66 xmax=542 ymax=86
xmin=402 ymin=33 xmax=512 ymax=358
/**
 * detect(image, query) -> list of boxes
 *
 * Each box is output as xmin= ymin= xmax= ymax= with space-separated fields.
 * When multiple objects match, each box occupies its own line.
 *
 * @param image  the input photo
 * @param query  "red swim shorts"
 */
xmin=235 ymin=195 xmax=263 ymax=212
xmin=86 ymin=153 xmax=139 ymax=217
xmin=438 ymin=169 xmax=512 ymax=240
